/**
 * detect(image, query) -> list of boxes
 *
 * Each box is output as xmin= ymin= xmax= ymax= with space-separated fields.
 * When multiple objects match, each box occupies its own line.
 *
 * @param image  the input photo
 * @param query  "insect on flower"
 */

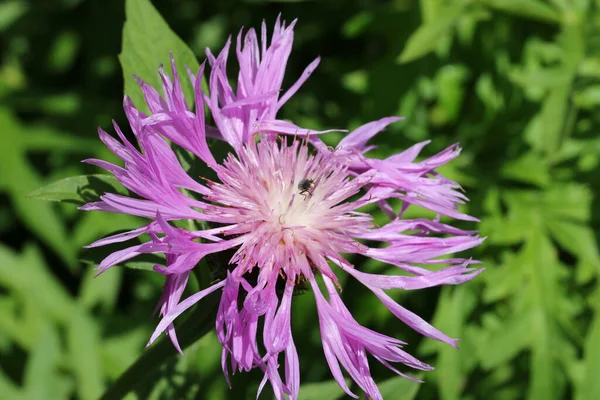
xmin=297 ymin=178 xmax=315 ymax=199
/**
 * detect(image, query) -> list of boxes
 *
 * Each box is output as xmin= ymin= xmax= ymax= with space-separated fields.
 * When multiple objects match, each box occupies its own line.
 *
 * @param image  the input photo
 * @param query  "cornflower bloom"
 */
xmin=82 ymin=17 xmax=483 ymax=400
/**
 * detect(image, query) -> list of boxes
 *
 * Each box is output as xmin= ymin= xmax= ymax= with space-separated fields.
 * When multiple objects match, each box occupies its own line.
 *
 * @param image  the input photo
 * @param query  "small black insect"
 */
xmin=297 ymin=178 xmax=315 ymax=198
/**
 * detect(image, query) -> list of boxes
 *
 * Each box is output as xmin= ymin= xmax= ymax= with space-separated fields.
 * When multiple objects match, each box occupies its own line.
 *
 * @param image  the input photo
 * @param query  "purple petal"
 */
xmin=338 ymin=117 xmax=403 ymax=151
xmin=344 ymin=264 xmax=484 ymax=290
xmin=147 ymin=280 xmax=226 ymax=346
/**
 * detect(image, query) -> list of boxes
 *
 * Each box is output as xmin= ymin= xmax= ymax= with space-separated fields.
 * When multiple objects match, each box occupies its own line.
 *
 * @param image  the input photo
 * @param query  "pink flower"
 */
xmin=82 ymin=17 xmax=483 ymax=400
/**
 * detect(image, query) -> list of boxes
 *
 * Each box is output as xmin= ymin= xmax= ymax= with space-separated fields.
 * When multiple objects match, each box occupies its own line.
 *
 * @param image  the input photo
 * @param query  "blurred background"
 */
xmin=1 ymin=0 xmax=599 ymax=399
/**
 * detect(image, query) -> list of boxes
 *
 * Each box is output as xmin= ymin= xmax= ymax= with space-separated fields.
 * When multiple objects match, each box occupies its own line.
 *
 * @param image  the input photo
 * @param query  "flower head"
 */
xmin=83 ymin=17 xmax=483 ymax=400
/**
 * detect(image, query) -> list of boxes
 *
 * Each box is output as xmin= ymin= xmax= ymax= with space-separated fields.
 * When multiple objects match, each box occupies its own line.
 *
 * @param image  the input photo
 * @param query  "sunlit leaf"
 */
xmin=119 ymin=0 xmax=200 ymax=113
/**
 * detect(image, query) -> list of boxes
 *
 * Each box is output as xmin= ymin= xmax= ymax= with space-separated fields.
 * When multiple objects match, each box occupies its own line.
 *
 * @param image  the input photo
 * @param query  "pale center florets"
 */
xmin=206 ymin=137 xmax=370 ymax=278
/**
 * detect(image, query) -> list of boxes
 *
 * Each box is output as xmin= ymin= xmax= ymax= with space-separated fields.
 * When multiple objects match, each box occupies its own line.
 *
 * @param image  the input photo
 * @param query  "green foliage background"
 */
xmin=1 ymin=0 xmax=600 ymax=399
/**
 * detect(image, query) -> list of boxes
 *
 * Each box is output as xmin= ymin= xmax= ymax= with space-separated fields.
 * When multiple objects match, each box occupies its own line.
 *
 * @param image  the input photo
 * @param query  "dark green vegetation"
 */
xmin=1 ymin=0 xmax=599 ymax=399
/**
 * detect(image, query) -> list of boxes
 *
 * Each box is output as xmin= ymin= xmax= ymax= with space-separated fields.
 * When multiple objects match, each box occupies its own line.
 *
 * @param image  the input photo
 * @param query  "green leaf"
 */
xmin=480 ymin=0 xmax=561 ymax=23
xmin=68 ymin=309 xmax=104 ymax=400
xmin=99 ymin=289 xmax=221 ymax=400
xmin=546 ymin=219 xmax=600 ymax=274
xmin=481 ymin=254 xmax=526 ymax=303
xmin=122 ymin=261 xmax=158 ymax=271
xmin=500 ymin=152 xmax=550 ymax=187
xmin=523 ymin=233 xmax=570 ymax=400
xmin=26 ymin=174 xmax=125 ymax=205
xmin=378 ymin=374 xmax=422 ymax=400
xmin=541 ymin=184 xmax=592 ymax=222
xmin=23 ymin=325 xmax=72 ymax=400
xmin=342 ymin=12 xmax=373 ymax=38
xmin=101 ymin=328 xmax=149 ymax=381
xmin=0 ymin=370 xmax=22 ymax=400
xmin=419 ymin=286 xmax=479 ymax=400
xmin=397 ymin=2 xmax=466 ymax=63
xmin=81 ymin=251 xmax=164 ymax=273
xmin=79 ymin=265 xmax=122 ymax=311
xmin=20 ymin=125 xmax=98 ymax=152
xmin=298 ymin=380 xmax=347 ymax=400
xmin=433 ymin=64 xmax=469 ymax=124
xmin=475 ymin=74 xmax=504 ymax=114
xmin=575 ymin=312 xmax=600 ymax=400
xmin=0 ymin=1 xmax=28 ymax=32
xmin=525 ymin=84 xmax=571 ymax=157
xmin=0 ymin=244 xmax=76 ymax=329
xmin=119 ymin=0 xmax=200 ymax=113
xmin=0 ymin=109 xmax=76 ymax=265
xmin=573 ymin=85 xmax=600 ymax=109
xmin=477 ymin=313 xmax=532 ymax=370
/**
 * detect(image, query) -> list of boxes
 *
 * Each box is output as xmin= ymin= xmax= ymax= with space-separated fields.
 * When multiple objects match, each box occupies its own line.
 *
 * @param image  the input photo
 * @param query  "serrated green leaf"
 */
xmin=27 ymin=174 xmax=125 ymax=205
xmin=119 ymin=0 xmax=199 ymax=113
